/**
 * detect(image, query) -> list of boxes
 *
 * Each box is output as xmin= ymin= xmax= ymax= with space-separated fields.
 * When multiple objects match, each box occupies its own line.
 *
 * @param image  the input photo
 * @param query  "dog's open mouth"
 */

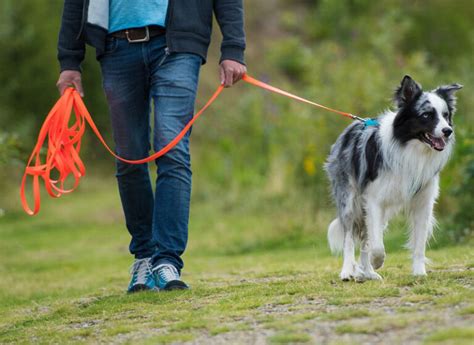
xmin=421 ymin=133 xmax=446 ymax=151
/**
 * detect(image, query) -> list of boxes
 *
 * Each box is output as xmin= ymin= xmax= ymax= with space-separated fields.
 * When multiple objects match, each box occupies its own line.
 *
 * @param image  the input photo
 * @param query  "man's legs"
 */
xmin=100 ymin=34 xmax=201 ymax=284
xmin=100 ymin=38 xmax=157 ymax=259
xmin=147 ymin=42 xmax=202 ymax=273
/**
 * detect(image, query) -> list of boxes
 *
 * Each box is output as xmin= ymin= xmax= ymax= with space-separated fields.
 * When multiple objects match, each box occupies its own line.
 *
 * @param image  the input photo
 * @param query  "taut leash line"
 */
xmin=243 ymin=75 xmax=356 ymax=120
xmin=242 ymin=75 xmax=380 ymax=127
xmin=20 ymin=74 xmax=374 ymax=215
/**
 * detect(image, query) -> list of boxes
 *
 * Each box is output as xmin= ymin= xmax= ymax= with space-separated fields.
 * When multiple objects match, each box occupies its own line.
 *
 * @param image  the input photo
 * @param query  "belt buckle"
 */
xmin=126 ymin=27 xmax=150 ymax=43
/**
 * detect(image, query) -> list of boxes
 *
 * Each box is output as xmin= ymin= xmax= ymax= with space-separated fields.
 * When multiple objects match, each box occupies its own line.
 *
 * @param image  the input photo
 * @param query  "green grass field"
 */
xmin=0 ymin=176 xmax=473 ymax=344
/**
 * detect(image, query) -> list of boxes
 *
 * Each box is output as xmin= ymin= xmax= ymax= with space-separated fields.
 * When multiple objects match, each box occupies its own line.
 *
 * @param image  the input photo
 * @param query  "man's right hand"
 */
xmin=56 ymin=70 xmax=84 ymax=97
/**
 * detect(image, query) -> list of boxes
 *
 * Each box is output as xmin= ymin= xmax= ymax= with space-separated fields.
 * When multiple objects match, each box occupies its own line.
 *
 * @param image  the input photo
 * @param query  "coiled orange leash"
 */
xmin=21 ymin=74 xmax=372 ymax=215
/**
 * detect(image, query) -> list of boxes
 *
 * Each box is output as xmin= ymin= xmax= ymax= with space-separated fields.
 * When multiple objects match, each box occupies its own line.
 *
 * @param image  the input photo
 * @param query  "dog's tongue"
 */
xmin=431 ymin=136 xmax=446 ymax=150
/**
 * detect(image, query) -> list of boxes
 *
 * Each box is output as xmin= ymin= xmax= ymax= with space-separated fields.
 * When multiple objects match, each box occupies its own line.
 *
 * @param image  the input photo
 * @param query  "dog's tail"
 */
xmin=328 ymin=218 xmax=344 ymax=255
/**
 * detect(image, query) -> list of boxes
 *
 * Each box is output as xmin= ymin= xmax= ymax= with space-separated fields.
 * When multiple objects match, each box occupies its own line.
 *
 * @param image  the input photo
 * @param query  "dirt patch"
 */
xmin=188 ymin=295 xmax=473 ymax=345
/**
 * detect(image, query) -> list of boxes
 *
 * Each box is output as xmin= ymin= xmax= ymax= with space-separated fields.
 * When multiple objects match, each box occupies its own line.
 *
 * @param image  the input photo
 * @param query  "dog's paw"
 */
xmin=340 ymin=265 xmax=359 ymax=281
xmin=413 ymin=261 xmax=427 ymax=276
xmin=340 ymin=261 xmax=359 ymax=281
xmin=341 ymin=264 xmax=369 ymax=282
xmin=370 ymin=249 xmax=386 ymax=270
xmin=413 ymin=267 xmax=427 ymax=277
xmin=365 ymin=271 xmax=383 ymax=281
xmin=354 ymin=267 xmax=383 ymax=282
xmin=340 ymin=270 xmax=353 ymax=281
xmin=353 ymin=265 xmax=368 ymax=283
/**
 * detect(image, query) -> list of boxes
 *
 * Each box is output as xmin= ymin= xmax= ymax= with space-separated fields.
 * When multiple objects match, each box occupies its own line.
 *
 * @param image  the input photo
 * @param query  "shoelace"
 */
xmin=155 ymin=264 xmax=179 ymax=282
xmin=130 ymin=258 xmax=152 ymax=285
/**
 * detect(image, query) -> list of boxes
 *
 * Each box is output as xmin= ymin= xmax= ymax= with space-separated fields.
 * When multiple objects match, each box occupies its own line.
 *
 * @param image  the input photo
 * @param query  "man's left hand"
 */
xmin=220 ymin=60 xmax=247 ymax=88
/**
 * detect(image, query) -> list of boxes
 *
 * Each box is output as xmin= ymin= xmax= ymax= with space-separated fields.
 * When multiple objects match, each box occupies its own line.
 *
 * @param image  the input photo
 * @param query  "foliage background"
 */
xmin=0 ymin=0 xmax=473 ymax=243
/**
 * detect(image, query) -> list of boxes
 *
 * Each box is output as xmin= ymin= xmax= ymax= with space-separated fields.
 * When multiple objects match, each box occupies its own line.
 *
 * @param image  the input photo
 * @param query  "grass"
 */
xmin=0 ymin=176 xmax=473 ymax=344
xmin=425 ymin=328 xmax=474 ymax=344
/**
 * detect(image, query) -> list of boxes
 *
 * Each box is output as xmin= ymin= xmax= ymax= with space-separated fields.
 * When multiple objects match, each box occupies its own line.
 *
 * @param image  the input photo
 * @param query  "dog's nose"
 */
xmin=442 ymin=127 xmax=453 ymax=137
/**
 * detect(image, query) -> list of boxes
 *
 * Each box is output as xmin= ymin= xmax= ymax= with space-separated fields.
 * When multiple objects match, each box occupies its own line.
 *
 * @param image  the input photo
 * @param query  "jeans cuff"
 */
xmin=134 ymin=249 xmax=157 ymax=260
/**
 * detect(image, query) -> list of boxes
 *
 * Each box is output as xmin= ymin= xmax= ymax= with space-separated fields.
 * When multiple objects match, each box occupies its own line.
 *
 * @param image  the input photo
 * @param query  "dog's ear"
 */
xmin=394 ymin=75 xmax=422 ymax=108
xmin=434 ymin=83 xmax=463 ymax=114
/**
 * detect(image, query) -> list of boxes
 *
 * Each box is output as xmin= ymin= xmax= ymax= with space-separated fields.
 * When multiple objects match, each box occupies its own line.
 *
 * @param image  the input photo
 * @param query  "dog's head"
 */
xmin=392 ymin=75 xmax=462 ymax=151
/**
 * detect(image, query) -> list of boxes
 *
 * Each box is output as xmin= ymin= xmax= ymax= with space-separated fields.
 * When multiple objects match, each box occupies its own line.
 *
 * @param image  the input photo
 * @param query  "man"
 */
xmin=56 ymin=0 xmax=246 ymax=292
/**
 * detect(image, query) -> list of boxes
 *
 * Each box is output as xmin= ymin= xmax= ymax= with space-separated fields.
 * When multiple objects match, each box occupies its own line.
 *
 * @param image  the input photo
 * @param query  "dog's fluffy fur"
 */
xmin=325 ymin=76 xmax=462 ymax=281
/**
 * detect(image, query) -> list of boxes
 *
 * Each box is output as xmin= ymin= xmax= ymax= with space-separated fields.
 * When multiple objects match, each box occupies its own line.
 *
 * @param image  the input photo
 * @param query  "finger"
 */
xmin=232 ymin=70 xmax=240 ymax=84
xmin=233 ymin=69 xmax=244 ymax=84
xmin=72 ymin=79 xmax=84 ymax=97
xmin=219 ymin=66 xmax=225 ymax=85
xmin=225 ymin=69 xmax=234 ymax=88
xmin=57 ymin=79 xmax=73 ymax=95
xmin=242 ymin=67 xmax=247 ymax=79
xmin=57 ymin=82 xmax=68 ymax=96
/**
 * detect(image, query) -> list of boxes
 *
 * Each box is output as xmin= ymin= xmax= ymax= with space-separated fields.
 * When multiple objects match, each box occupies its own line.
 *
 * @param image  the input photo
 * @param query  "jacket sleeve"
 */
xmin=213 ymin=0 xmax=246 ymax=65
xmin=58 ymin=0 xmax=86 ymax=72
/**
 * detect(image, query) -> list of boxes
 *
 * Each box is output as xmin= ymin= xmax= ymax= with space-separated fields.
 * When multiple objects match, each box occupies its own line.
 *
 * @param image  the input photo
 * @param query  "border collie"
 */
xmin=325 ymin=75 xmax=462 ymax=281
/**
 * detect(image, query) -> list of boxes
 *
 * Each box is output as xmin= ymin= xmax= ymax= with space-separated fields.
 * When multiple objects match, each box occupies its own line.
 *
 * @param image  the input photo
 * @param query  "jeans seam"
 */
xmin=157 ymin=49 xmax=169 ymax=67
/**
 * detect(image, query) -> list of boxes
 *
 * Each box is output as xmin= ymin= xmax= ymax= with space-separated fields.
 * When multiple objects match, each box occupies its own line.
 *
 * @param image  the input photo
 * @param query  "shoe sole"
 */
xmin=127 ymin=284 xmax=157 ymax=294
xmin=162 ymin=280 xmax=189 ymax=291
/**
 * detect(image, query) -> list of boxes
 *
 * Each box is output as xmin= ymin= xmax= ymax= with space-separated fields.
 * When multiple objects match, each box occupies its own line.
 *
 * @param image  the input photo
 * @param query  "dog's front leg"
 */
xmin=358 ymin=237 xmax=382 ymax=281
xmin=409 ymin=179 xmax=439 ymax=276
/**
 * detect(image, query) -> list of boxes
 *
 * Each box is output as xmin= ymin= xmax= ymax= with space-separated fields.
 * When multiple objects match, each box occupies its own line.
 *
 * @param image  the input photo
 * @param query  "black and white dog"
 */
xmin=325 ymin=76 xmax=462 ymax=281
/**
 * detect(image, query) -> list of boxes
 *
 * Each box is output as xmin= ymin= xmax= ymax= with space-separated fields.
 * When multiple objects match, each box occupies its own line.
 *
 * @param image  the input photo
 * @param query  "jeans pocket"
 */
xmin=103 ymin=37 xmax=119 ymax=55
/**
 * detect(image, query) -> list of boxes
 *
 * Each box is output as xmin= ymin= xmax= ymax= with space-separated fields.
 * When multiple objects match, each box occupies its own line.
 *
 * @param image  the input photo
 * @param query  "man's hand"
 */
xmin=219 ymin=60 xmax=247 ymax=88
xmin=56 ymin=70 xmax=84 ymax=97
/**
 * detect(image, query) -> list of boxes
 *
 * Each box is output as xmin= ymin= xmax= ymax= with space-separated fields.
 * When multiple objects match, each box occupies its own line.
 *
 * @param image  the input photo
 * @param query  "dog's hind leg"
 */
xmin=408 ymin=180 xmax=438 ymax=276
xmin=340 ymin=229 xmax=355 ymax=281
xmin=339 ymin=224 xmax=364 ymax=281
xmin=365 ymin=200 xmax=386 ymax=271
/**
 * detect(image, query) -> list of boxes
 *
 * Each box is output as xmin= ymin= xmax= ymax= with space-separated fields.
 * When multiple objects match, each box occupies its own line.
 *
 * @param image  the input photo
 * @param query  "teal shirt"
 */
xmin=109 ymin=0 xmax=169 ymax=33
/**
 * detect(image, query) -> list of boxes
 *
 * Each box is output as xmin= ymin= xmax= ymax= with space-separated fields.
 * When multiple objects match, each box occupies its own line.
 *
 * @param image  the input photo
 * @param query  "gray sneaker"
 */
xmin=153 ymin=264 xmax=189 ymax=291
xmin=127 ymin=258 xmax=157 ymax=293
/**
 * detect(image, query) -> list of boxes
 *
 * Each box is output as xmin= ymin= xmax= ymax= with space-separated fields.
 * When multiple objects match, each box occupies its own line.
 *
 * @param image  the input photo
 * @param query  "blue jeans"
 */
xmin=99 ymin=35 xmax=201 ymax=272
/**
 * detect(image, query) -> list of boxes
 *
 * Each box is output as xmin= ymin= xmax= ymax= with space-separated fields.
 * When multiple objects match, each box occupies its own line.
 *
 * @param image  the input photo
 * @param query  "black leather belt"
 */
xmin=110 ymin=26 xmax=166 ymax=43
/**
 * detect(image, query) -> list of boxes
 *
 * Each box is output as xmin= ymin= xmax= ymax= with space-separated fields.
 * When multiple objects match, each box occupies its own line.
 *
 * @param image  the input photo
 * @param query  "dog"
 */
xmin=324 ymin=75 xmax=462 ymax=281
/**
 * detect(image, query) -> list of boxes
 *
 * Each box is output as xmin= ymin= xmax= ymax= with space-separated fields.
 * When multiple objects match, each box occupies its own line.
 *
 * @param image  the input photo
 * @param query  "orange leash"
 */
xmin=242 ymin=75 xmax=360 ymax=120
xmin=20 ymin=74 xmax=365 ymax=215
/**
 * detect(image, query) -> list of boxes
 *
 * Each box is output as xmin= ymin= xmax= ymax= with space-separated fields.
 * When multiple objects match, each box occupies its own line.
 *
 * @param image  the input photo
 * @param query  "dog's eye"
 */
xmin=421 ymin=111 xmax=435 ymax=119
xmin=443 ymin=112 xmax=449 ymax=118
